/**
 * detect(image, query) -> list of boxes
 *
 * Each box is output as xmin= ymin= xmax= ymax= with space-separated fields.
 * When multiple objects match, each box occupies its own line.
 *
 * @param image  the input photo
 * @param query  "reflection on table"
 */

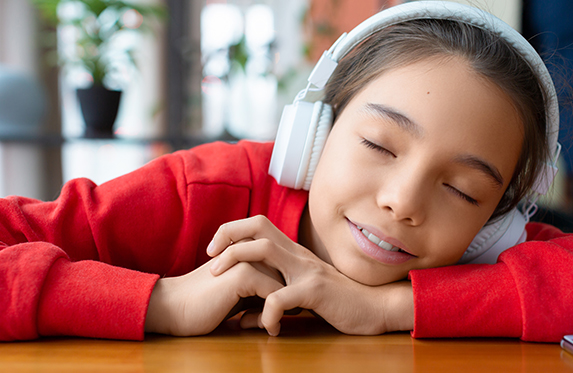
xmin=1 ymin=315 xmax=571 ymax=373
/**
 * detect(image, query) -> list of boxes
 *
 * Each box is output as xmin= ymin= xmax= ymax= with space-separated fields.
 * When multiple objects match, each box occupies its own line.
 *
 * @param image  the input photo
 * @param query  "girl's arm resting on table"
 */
xmin=0 ymin=242 xmax=158 ymax=341
xmin=0 ymin=240 xmax=284 ymax=341
xmin=410 ymin=223 xmax=573 ymax=342
xmin=0 ymin=152 xmax=190 ymax=341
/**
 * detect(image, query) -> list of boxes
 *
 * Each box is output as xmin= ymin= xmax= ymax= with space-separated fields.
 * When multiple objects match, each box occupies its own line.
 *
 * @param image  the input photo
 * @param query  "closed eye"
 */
xmin=361 ymin=138 xmax=396 ymax=157
xmin=444 ymin=184 xmax=479 ymax=206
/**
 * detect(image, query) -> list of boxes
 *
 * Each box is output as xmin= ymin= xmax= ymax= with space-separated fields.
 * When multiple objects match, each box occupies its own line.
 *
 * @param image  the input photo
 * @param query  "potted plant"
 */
xmin=33 ymin=0 xmax=166 ymax=137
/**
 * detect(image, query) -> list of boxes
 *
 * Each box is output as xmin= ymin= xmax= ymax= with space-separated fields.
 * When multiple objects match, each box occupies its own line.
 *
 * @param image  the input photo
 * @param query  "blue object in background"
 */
xmin=0 ymin=66 xmax=46 ymax=137
xmin=523 ymin=0 xmax=573 ymax=174
xmin=523 ymin=0 xmax=573 ymax=212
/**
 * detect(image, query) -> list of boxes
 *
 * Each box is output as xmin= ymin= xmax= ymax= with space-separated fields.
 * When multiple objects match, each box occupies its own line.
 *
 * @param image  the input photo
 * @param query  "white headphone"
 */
xmin=268 ymin=1 xmax=561 ymax=264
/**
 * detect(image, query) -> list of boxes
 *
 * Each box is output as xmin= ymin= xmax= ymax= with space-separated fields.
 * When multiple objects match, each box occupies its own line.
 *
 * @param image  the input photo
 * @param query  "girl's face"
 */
xmin=305 ymin=57 xmax=523 ymax=285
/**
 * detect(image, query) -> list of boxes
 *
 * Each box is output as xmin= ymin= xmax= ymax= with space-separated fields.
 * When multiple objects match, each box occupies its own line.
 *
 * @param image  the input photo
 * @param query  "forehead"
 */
xmin=342 ymin=57 xmax=524 ymax=183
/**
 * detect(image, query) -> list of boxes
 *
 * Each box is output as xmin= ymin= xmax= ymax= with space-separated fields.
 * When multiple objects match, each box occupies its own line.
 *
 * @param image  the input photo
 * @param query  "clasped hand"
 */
xmin=145 ymin=215 xmax=413 ymax=337
xmin=208 ymin=215 xmax=410 ymax=336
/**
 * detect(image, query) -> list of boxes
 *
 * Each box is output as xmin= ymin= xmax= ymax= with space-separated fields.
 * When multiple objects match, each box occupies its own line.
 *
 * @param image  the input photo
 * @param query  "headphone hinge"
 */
xmin=307 ymin=51 xmax=338 ymax=89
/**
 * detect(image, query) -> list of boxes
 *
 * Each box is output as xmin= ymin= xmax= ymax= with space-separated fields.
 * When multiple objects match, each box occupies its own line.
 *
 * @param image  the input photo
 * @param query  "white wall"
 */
xmin=0 ymin=0 xmax=39 ymax=75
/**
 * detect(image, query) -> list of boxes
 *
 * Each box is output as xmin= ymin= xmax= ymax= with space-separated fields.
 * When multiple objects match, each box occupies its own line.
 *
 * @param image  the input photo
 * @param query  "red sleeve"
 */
xmin=0 ymin=242 xmax=158 ymax=341
xmin=409 ymin=222 xmax=573 ymax=342
xmin=0 ymin=150 xmax=191 ymax=341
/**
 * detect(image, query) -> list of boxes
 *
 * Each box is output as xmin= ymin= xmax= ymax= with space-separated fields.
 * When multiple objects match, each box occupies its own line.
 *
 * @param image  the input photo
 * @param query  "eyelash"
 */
xmin=361 ymin=138 xmax=396 ymax=157
xmin=361 ymin=138 xmax=479 ymax=206
xmin=445 ymin=184 xmax=479 ymax=206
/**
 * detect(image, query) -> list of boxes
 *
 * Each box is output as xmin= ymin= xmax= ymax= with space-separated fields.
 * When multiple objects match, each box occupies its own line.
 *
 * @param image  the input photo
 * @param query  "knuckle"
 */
xmin=217 ymin=222 xmax=230 ymax=237
xmin=265 ymin=291 xmax=279 ymax=306
xmin=221 ymin=245 xmax=237 ymax=259
xmin=309 ymin=259 xmax=327 ymax=275
xmin=304 ymin=255 xmax=327 ymax=273
xmin=251 ymin=215 xmax=269 ymax=228
xmin=258 ymin=238 xmax=274 ymax=252
xmin=265 ymin=291 xmax=284 ymax=308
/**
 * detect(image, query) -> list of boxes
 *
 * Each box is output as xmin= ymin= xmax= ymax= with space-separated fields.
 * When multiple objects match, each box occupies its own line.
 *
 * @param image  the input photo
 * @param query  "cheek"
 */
xmin=308 ymin=143 xmax=356 ymax=228
xmin=310 ymin=142 xmax=369 ymax=211
xmin=313 ymin=130 xmax=376 ymax=191
xmin=423 ymin=214 xmax=490 ymax=267
xmin=308 ymin=158 xmax=338 ymax=224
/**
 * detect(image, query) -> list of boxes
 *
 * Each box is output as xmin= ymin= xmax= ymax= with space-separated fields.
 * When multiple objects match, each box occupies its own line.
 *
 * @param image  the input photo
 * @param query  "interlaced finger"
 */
xmin=260 ymin=285 xmax=308 ymax=336
xmin=210 ymin=238 xmax=294 ymax=277
xmin=207 ymin=215 xmax=294 ymax=257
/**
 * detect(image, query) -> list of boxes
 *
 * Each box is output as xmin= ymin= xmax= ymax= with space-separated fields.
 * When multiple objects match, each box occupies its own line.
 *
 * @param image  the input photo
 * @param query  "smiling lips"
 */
xmin=347 ymin=220 xmax=416 ymax=265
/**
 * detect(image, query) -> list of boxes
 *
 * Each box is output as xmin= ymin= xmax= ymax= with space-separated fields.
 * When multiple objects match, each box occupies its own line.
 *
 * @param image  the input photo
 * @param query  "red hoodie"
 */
xmin=0 ymin=141 xmax=571 ymax=341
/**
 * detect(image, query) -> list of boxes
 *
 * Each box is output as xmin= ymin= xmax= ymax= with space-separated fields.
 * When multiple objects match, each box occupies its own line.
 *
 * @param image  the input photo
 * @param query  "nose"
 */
xmin=376 ymin=168 xmax=428 ymax=226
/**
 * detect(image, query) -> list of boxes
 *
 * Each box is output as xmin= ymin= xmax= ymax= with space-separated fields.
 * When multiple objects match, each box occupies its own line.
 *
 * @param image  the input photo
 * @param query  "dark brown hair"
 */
xmin=324 ymin=19 xmax=550 ymax=221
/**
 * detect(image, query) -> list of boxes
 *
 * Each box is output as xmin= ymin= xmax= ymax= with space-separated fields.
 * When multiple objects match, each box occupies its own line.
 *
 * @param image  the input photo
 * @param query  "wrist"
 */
xmin=382 ymin=281 xmax=414 ymax=332
xmin=145 ymin=278 xmax=174 ymax=334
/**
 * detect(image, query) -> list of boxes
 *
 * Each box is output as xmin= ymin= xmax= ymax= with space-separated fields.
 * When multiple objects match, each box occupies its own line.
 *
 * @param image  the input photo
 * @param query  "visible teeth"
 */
xmin=367 ymin=233 xmax=381 ymax=245
xmin=379 ymin=240 xmax=394 ymax=251
xmin=360 ymin=227 xmax=401 ymax=252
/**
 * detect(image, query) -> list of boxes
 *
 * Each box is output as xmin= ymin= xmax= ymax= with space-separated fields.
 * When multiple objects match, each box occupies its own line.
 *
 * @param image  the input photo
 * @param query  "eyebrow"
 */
xmin=362 ymin=103 xmax=424 ymax=138
xmin=454 ymin=155 xmax=504 ymax=188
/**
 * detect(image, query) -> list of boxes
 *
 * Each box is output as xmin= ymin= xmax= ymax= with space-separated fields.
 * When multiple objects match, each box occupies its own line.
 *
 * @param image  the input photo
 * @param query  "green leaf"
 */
xmin=82 ymin=0 xmax=108 ymax=17
xmin=228 ymin=36 xmax=249 ymax=72
xmin=31 ymin=0 xmax=62 ymax=24
xmin=30 ymin=0 xmax=168 ymax=83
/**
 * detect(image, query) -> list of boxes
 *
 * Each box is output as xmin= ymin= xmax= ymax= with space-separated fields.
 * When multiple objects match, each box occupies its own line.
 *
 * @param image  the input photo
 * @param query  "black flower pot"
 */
xmin=76 ymin=86 xmax=122 ymax=138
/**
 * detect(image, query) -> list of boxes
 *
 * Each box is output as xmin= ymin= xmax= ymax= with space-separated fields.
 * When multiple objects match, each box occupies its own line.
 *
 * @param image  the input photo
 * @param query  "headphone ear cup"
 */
xmin=302 ymin=103 xmax=332 ymax=190
xmin=269 ymin=101 xmax=333 ymax=189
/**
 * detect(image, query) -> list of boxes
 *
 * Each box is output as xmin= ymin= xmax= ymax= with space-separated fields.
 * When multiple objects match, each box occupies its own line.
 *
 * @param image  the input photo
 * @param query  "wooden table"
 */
xmin=1 ymin=315 xmax=571 ymax=372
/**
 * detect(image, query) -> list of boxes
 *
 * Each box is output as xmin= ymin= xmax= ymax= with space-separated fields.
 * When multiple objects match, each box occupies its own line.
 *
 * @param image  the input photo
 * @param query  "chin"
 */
xmin=334 ymin=259 xmax=408 ymax=286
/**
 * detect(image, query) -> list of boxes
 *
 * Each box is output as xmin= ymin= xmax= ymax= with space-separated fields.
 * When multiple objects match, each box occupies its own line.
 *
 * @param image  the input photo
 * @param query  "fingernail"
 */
xmin=267 ymin=323 xmax=280 ymax=337
xmin=207 ymin=240 xmax=215 ymax=255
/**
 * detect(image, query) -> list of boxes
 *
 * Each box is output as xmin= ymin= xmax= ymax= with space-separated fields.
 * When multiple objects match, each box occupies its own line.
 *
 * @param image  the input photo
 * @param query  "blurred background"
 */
xmin=0 ymin=0 xmax=571 ymax=228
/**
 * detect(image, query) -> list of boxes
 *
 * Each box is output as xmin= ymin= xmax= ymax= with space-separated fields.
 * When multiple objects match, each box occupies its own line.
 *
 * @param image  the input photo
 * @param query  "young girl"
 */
xmin=1 ymin=1 xmax=571 ymax=342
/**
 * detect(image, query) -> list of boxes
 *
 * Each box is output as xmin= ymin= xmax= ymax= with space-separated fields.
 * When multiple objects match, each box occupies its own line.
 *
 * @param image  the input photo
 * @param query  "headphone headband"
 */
xmin=304 ymin=1 xmax=560 ymax=197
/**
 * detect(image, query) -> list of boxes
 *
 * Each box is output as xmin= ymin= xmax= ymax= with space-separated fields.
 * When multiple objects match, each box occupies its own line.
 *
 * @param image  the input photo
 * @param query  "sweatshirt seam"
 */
xmin=496 ymin=260 xmax=525 ymax=339
xmin=35 ymin=254 xmax=68 ymax=338
xmin=78 ymin=178 xmax=105 ymax=263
